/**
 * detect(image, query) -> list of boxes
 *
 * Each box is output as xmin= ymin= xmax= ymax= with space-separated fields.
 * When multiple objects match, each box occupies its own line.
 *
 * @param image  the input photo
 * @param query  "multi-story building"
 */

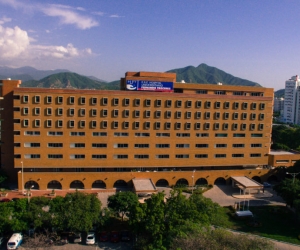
xmin=273 ymin=97 xmax=284 ymax=113
xmin=0 ymin=72 xmax=275 ymax=191
xmin=283 ymin=75 xmax=300 ymax=124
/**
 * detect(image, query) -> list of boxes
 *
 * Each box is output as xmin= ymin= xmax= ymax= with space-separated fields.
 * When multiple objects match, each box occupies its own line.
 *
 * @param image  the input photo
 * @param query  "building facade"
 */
xmin=0 ymin=72 xmax=276 ymax=190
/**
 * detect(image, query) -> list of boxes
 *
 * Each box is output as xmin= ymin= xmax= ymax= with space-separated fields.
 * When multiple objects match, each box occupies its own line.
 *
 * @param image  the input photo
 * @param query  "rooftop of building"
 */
xmin=269 ymin=150 xmax=300 ymax=155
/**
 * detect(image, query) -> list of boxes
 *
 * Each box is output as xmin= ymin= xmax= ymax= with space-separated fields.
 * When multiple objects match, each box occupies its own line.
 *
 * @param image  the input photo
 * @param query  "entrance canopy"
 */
xmin=132 ymin=178 xmax=157 ymax=193
xmin=231 ymin=176 xmax=263 ymax=190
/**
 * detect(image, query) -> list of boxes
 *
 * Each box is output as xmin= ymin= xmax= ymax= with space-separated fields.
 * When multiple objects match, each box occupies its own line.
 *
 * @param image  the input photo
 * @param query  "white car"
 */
xmin=86 ymin=232 xmax=95 ymax=245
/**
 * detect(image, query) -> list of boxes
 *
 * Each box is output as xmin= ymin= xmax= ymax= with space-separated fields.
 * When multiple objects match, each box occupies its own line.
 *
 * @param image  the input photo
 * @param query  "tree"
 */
xmin=0 ymin=169 xmax=7 ymax=186
xmin=273 ymin=178 xmax=300 ymax=207
xmin=107 ymin=191 xmax=139 ymax=221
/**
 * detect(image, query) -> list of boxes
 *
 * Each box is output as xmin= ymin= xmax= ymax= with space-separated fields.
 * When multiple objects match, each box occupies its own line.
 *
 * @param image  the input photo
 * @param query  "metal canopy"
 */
xmin=231 ymin=176 xmax=263 ymax=189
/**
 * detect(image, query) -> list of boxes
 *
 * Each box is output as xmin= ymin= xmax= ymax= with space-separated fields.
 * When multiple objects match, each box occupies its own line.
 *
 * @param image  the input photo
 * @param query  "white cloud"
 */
xmin=109 ymin=14 xmax=124 ymax=18
xmin=0 ymin=16 xmax=12 ymax=25
xmin=93 ymin=11 xmax=105 ymax=16
xmin=0 ymin=25 xmax=30 ymax=58
xmin=41 ymin=4 xmax=98 ymax=30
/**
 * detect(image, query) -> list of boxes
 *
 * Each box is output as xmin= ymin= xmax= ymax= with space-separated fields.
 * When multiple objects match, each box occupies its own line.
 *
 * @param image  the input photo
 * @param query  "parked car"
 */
xmin=86 ymin=232 xmax=95 ymax=245
xmin=99 ymin=231 xmax=109 ymax=242
xmin=120 ymin=231 xmax=131 ymax=241
xmin=110 ymin=231 xmax=119 ymax=243
xmin=73 ymin=233 xmax=82 ymax=243
xmin=263 ymin=182 xmax=272 ymax=188
xmin=0 ymin=198 xmax=10 ymax=202
xmin=7 ymin=233 xmax=23 ymax=250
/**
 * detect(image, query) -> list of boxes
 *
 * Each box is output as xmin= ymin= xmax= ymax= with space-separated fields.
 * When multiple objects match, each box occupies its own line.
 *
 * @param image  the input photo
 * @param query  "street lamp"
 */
xmin=21 ymin=161 xmax=24 ymax=194
xmin=27 ymin=185 xmax=34 ymax=203
xmin=192 ymin=170 xmax=196 ymax=195
xmin=286 ymin=172 xmax=300 ymax=184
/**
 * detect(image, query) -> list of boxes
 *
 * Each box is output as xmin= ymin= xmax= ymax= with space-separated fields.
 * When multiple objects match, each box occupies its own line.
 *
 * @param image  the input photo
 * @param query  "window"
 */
xmin=71 ymin=155 xmax=85 ymax=159
xmin=196 ymin=100 xmax=201 ymax=108
xmin=251 ymin=103 xmax=257 ymax=110
xmin=145 ymin=99 xmax=151 ymax=106
xmin=69 ymin=120 xmax=74 ymax=128
xmin=233 ymin=102 xmax=239 ymax=109
xmin=123 ymin=121 xmax=129 ymax=129
xmin=134 ymin=155 xmax=149 ymax=159
xmin=124 ymin=109 xmax=130 ymax=118
xmin=215 ymin=154 xmax=226 ymax=158
xmin=102 ymin=97 xmax=108 ymax=105
xmin=204 ymin=123 xmax=210 ymax=130
xmin=48 ymin=143 xmax=63 ymax=148
xmin=196 ymin=111 xmax=201 ymax=119
xmin=166 ymin=111 xmax=171 ymax=118
xmin=79 ymin=108 xmax=85 ymax=116
xmin=91 ymin=109 xmax=97 ymax=117
xmin=156 ymin=133 xmax=170 ymax=137
xmin=233 ymin=133 xmax=245 ymax=137
xmin=258 ymin=124 xmax=264 ymax=130
xmin=205 ymin=112 xmax=210 ymax=119
xmin=233 ymin=112 xmax=238 ymax=120
xmin=114 ymin=155 xmax=128 ymax=159
xmin=251 ymin=143 xmax=262 ymax=147
xmin=80 ymin=97 xmax=86 ymax=105
xmin=23 ymin=95 xmax=29 ymax=103
xmin=185 ymin=122 xmax=191 ymax=130
xmin=241 ymin=123 xmax=247 ymax=130
xmin=194 ymin=154 xmax=209 ymax=160
xmin=176 ymin=100 xmax=182 ymax=107
xmin=135 ymin=98 xmax=140 ymax=106
xmin=69 ymin=96 xmax=75 ymax=104
xmin=102 ymin=121 xmax=108 ymax=129
xmin=48 ymin=154 xmax=63 ymax=159
xmin=93 ymin=132 xmax=107 ymax=136
xmin=57 ymin=96 xmax=63 ymax=104
xmin=46 ymin=108 xmax=52 ymax=116
xmin=34 ymin=107 xmax=40 ymax=115
xmin=57 ymin=108 xmax=63 ymax=116
xmin=186 ymin=100 xmax=192 ymax=108
xmin=223 ymin=123 xmax=228 ymax=130
xmin=186 ymin=111 xmax=192 ymax=119
xmin=176 ymin=144 xmax=189 ymax=148
xmin=215 ymin=90 xmax=226 ymax=95
xmin=176 ymin=133 xmax=190 ymax=137
xmin=165 ymin=122 xmax=171 ymax=130
xmin=113 ymin=109 xmax=119 ymax=117
xmin=91 ymin=97 xmax=97 ymax=105
xmin=205 ymin=101 xmax=211 ymax=108
xmin=155 ymin=110 xmax=161 ymax=118
xmin=156 ymin=99 xmax=162 ymax=107
xmin=156 ymin=154 xmax=169 ymax=159
xmin=92 ymin=155 xmax=107 ymax=158
xmin=124 ymin=98 xmax=130 ymax=106
xmin=71 ymin=143 xmax=85 ymax=148
xmin=69 ymin=108 xmax=75 ymax=116
xmin=251 ymin=113 xmax=256 ymax=120
xmin=196 ymin=133 xmax=209 ymax=137
xmin=91 ymin=120 xmax=96 ymax=128
xmin=134 ymin=121 xmax=140 ymax=129
xmin=92 ymin=143 xmax=107 ymax=148
xmin=144 ymin=110 xmax=151 ymax=118
xmin=215 ymin=101 xmax=221 ymax=109
xmin=14 ymin=143 xmax=21 ymax=147
xmin=166 ymin=100 xmax=172 ymax=107
xmin=57 ymin=120 xmax=63 ymax=127
xmin=134 ymin=110 xmax=140 ymax=118
xmin=114 ymin=132 xmax=129 ymax=137
xmin=260 ymin=103 xmax=265 ymax=110
xmin=250 ymin=153 xmax=261 ymax=157
xmin=155 ymin=122 xmax=161 ymax=130
xmin=214 ymin=112 xmax=220 ymax=120
xmin=196 ymin=144 xmax=209 ymax=148
xmin=232 ymin=154 xmax=244 ymax=158
xmin=34 ymin=95 xmax=40 ymax=103
xmin=233 ymin=144 xmax=245 ymax=148
xmin=215 ymin=133 xmax=228 ymax=137
xmin=23 ymin=119 xmax=29 ymax=127
xmin=176 ymin=154 xmax=189 ymax=159
xmin=242 ymin=102 xmax=248 ymax=109
xmin=135 ymin=144 xmax=150 ymax=148
xmin=176 ymin=111 xmax=182 ymax=119
xmin=214 ymin=123 xmax=220 ymax=130
xmin=70 ymin=132 xmax=85 ymax=136
xmin=144 ymin=122 xmax=150 ymax=129
xmin=224 ymin=112 xmax=229 ymax=120
xmin=195 ymin=122 xmax=201 ymax=130
xmin=232 ymin=123 xmax=238 ymax=130
xmin=156 ymin=144 xmax=170 ymax=148
xmin=196 ymin=90 xmax=208 ymax=94
xmin=215 ymin=144 xmax=227 ymax=148
xmin=24 ymin=143 xmax=40 ymax=147
xmin=250 ymin=124 xmax=255 ymax=130
xmin=242 ymin=113 xmax=247 ymax=120
xmin=34 ymin=119 xmax=40 ymax=127
xmin=175 ymin=122 xmax=181 ymax=130
xmin=259 ymin=113 xmax=265 ymax=120
xmin=112 ymin=121 xmax=118 ymax=129
xmin=23 ymin=107 xmax=29 ymax=115
xmin=135 ymin=132 xmax=150 ymax=137
xmin=224 ymin=102 xmax=230 ymax=109
xmin=233 ymin=91 xmax=245 ymax=96
xmin=25 ymin=154 xmax=40 ymax=159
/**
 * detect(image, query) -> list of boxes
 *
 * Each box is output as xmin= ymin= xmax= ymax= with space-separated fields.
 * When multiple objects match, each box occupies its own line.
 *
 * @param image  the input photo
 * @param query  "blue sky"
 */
xmin=0 ymin=0 xmax=299 ymax=90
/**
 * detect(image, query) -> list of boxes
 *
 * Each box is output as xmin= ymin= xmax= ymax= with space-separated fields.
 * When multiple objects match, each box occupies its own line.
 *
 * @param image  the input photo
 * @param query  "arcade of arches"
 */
xmin=19 ymin=168 xmax=277 ymax=190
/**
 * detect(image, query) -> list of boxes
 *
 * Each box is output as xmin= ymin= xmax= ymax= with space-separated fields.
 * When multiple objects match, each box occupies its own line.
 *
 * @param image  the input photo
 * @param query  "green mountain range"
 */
xmin=17 ymin=63 xmax=262 ymax=90
xmin=167 ymin=63 xmax=261 ymax=87
xmin=274 ymin=89 xmax=284 ymax=98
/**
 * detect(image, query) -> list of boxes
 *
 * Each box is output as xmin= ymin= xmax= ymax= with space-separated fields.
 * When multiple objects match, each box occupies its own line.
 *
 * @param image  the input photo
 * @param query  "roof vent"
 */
xmin=7 ymin=78 xmax=11 ymax=80
xmin=181 ymin=80 xmax=186 ymax=83
xmin=217 ymin=82 xmax=223 ymax=85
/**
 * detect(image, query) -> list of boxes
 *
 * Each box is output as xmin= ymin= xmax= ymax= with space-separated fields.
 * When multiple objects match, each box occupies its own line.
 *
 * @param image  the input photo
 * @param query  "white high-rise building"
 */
xmin=283 ymin=75 xmax=300 ymax=124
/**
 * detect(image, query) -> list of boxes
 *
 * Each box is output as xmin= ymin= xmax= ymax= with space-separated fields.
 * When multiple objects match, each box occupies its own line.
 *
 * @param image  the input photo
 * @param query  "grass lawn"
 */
xmin=224 ymin=205 xmax=300 ymax=245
